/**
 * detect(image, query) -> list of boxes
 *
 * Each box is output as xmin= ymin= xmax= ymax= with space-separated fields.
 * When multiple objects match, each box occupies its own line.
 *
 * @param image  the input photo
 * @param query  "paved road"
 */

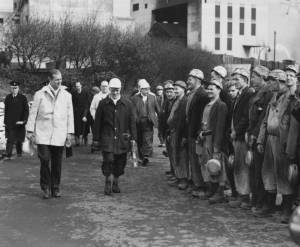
xmin=0 ymin=142 xmax=297 ymax=247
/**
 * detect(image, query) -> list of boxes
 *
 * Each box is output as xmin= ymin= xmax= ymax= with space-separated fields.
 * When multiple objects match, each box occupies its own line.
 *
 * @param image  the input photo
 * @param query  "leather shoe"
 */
xmin=104 ymin=179 xmax=112 ymax=195
xmin=52 ymin=189 xmax=61 ymax=198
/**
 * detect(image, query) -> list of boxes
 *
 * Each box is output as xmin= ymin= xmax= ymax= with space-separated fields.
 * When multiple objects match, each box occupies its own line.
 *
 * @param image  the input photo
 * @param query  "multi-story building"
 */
xmin=15 ymin=0 xmax=134 ymax=30
xmin=132 ymin=0 xmax=300 ymax=63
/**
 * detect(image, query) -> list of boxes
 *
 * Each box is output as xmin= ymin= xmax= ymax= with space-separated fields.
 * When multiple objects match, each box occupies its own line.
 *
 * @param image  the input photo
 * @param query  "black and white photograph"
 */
xmin=0 ymin=0 xmax=300 ymax=246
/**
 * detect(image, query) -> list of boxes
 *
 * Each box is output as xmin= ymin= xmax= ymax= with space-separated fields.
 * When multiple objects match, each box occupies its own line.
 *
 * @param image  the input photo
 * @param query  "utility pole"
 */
xmin=273 ymin=31 xmax=277 ymax=69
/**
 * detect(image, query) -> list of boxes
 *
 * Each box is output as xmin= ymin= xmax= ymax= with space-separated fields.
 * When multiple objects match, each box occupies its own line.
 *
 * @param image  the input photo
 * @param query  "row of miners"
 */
xmin=156 ymin=65 xmax=300 ymax=225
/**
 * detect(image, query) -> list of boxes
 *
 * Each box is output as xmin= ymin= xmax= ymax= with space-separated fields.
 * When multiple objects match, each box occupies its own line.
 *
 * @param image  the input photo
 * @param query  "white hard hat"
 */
xmin=213 ymin=66 xmax=227 ymax=79
xmin=139 ymin=79 xmax=150 ymax=89
xmin=189 ymin=69 xmax=204 ymax=80
xmin=109 ymin=78 xmax=122 ymax=88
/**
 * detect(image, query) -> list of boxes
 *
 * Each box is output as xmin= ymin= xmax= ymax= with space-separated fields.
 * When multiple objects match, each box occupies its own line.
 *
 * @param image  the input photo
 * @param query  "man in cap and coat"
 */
xmin=93 ymin=78 xmax=137 ymax=195
xmin=246 ymin=65 xmax=273 ymax=214
xmin=166 ymin=80 xmax=189 ymax=190
xmin=131 ymin=79 xmax=160 ymax=166
xmin=257 ymin=69 xmax=299 ymax=223
xmin=186 ymin=69 xmax=209 ymax=197
xmin=229 ymin=68 xmax=254 ymax=209
xmin=196 ymin=79 xmax=228 ymax=203
xmin=155 ymin=85 xmax=165 ymax=147
xmin=26 ymin=69 xmax=74 ymax=199
xmin=3 ymin=81 xmax=29 ymax=160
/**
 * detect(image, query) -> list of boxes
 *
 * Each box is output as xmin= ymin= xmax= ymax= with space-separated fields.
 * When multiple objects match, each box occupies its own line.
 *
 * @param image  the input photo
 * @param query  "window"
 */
xmin=0 ymin=18 xmax=3 ymax=25
xmin=251 ymin=8 xmax=256 ymax=20
xmin=251 ymin=23 xmax=256 ymax=36
xmin=227 ymin=38 xmax=232 ymax=51
xmin=215 ymin=37 xmax=220 ymax=50
xmin=228 ymin=6 xmax=232 ymax=19
xmin=227 ymin=22 xmax=232 ymax=35
xmin=240 ymin=7 xmax=245 ymax=19
xmin=215 ymin=5 xmax=220 ymax=18
xmin=215 ymin=21 xmax=220 ymax=34
xmin=239 ymin=22 xmax=244 ymax=35
xmin=145 ymin=3 xmax=148 ymax=9
xmin=132 ymin=3 xmax=139 ymax=11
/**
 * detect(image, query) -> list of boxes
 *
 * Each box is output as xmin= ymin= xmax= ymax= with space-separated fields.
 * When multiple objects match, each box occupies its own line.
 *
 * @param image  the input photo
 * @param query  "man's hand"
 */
xmin=230 ymin=131 xmax=236 ymax=141
xmin=82 ymin=117 xmax=87 ymax=122
xmin=26 ymin=131 xmax=35 ymax=143
xmin=198 ymin=132 xmax=205 ymax=141
xmin=257 ymin=144 xmax=264 ymax=154
xmin=16 ymin=121 xmax=24 ymax=125
xmin=65 ymin=134 xmax=73 ymax=147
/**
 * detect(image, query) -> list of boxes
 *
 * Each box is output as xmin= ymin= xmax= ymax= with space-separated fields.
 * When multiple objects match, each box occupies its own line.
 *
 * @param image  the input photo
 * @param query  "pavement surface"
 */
xmin=0 ymin=139 xmax=298 ymax=247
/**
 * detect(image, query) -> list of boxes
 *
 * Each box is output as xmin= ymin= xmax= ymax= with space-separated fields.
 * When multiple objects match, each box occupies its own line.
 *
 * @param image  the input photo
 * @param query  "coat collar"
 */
xmin=104 ymin=96 xmax=126 ymax=106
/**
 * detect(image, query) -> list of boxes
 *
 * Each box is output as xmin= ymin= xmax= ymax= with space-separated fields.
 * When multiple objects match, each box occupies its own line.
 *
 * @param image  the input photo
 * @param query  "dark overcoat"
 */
xmin=4 ymin=93 xmax=29 ymax=142
xmin=93 ymin=96 xmax=137 ymax=154
xmin=72 ymin=90 xmax=90 ymax=136
xmin=232 ymin=87 xmax=254 ymax=141
xmin=187 ymin=87 xmax=209 ymax=139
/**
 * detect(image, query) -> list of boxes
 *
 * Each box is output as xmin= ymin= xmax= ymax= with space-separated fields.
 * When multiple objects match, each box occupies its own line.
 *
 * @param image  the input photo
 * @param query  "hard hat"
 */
xmin=139 ymin=79 xmax=150 ymax=89
xmin=213 ymin=66 xmax=227 ymax=79
xmin=156 ymin=85 xmax=163 ymax=91
xmin=189 ymin=69 xmax=204 ymax=80
xmin=285 ymin=65 xmax=298 ymax=74
xmin=164 ymin=82 xmax=174 ymax=90
xmin=268 ymin=69 xmax=286 ymax=82
xmin=206 ymin=159 xmax=221 ymax=176
xmin=208 ymin=79 xmax=223 ymax=90
xmin=232 ymin=68 xmax=250 ymax=82
xmin=253 ymin=65 xmax=269 ymax=79
xmin=109 ymin=78 xmax=122 ymax=88
xmin=174 ymin=80 xmax=187 ymax=90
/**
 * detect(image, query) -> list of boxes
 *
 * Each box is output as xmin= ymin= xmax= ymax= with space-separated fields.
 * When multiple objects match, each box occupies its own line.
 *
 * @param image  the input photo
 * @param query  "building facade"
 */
xmin=15 ymin=0 xmax=134 ymax=30
xmin=132 ymin=0 xmax=300 ymax=63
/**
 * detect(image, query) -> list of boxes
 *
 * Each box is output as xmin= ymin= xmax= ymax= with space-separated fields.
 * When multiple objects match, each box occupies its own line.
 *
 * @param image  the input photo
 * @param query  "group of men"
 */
xmin=157 ymin=64 xmax=300 ymax=225
xmin=2 ymin=64 xmax=300 ymax=227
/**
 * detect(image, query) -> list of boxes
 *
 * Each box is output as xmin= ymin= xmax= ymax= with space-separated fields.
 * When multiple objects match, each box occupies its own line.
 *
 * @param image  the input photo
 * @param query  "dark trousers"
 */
xmin=225 ymin=158 xmax=237 ymax=196
xmin=102 ymin=152 xmax=127 ymax=177
xmin=38 ymin=145 xmax=64 ymax=191
xmin=137 ymin=118 xmax=154 ymax=159
xmin=6 ymin=140 xmax=22 ymax=157
xmin=249 ymin=149 xmax=266 ymax=207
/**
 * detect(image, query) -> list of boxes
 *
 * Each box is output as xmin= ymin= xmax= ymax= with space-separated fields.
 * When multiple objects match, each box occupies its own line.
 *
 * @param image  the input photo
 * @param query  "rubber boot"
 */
xmin=254 ymin=192 xmax=276 ymax=217
xmin=112 ymin=176 xmax=120 ymax=193
xmin=209 ymin=186 xmax=225 ymax=204
xmin=104 ymin=175 xmax=113 ymax=195
xmin=281 ymin=194 xmax=293 ymax=224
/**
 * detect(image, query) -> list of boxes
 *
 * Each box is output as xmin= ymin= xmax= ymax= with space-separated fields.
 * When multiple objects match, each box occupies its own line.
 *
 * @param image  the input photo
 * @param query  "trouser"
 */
xmin=225 ymin=156 xmax=237 ymax=196
xmin=169 ymin=131 xmax=189 ymax=179
xmin=102 ymin=152 xmax=127 ymax=177
xmin=166 ymin=134 xmax=175 ymax=175
xmin=188 ymin=138 xmax=204 ymax=188
xmin=38 ymin=145 xmax=64 ymax=191
xmin=137 ymin=118 xmax=154 ymax=159
xmin=262 ymin=135 xmax=293 ymax=195
xmin=6 ymin=140 xmax=22 ymax=157
xmin=249 ymin=147 xmax=266 ymax=207
xmin=233 ymin=140 xmax=250 ymax=195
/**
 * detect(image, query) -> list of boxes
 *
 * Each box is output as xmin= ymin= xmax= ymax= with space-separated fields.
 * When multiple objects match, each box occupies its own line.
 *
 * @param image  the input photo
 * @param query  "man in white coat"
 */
xmin=26 ymin=69 xmax=74 ymax=199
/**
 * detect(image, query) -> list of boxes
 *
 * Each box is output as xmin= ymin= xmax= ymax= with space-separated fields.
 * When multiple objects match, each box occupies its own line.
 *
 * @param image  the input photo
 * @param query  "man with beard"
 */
xmin=93 ymin=78 xmax=137 ymax=195
xmin=186 ymin=69 xmax=209 ymax=197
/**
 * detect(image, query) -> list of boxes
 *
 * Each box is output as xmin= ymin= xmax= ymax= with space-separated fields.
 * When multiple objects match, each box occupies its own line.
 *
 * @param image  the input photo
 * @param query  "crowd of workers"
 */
xmin=1 ymin=64 xmax=300 ymax=227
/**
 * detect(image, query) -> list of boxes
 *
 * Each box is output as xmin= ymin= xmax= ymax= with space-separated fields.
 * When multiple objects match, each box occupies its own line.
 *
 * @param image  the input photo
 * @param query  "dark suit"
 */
xmin=4 ymin=93 xmax=29 ymax=157
xmin=186 ymin=86 xmax=209 ymax=188
xmin=132 ymin=93 xmax=160 ymax=159
xmin=232 ymin=86 xmax=254 ymax=196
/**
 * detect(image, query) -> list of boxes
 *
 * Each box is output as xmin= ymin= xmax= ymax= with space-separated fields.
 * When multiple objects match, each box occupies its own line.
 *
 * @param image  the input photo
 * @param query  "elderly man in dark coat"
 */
xmin=3 ymin=81 xmax=29 ymax=160
xmin=93 ymin=78 xmax=137 ymax=195
xmin=131 ymin=79 xmax=160 ymax=166
xmin=72 ymin=81 xmax=90 ymax=145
